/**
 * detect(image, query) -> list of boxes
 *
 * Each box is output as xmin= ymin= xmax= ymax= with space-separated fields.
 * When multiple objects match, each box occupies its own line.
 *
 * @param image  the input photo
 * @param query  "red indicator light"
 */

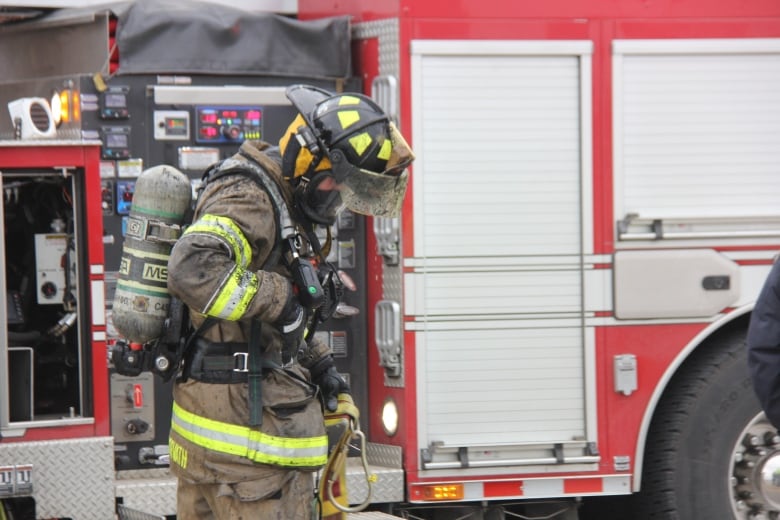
xmin=200 ymin=112 xmax=218 ymax=124
xmin=245 ymin=110 xmax=261 ymax=121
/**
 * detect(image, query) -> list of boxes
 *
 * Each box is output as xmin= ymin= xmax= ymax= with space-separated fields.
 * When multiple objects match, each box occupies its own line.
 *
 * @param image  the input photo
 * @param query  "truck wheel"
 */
xmin=635 ymin=326 xmax=780 ymax=519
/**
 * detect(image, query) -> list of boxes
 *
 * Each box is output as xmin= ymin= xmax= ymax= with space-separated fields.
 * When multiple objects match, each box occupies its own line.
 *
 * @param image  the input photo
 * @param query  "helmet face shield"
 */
xmin=330 ymin=123 xmax=413 ymax=217
xmin=383 ymin=121 xmax=415 ymax=177
xmin=335 ymin=165 xmax=409 ymax=217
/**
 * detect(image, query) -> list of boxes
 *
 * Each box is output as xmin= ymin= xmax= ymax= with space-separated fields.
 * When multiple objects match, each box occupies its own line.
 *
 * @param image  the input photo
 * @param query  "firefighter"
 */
xmin=748 ymin=257 xmax=780 ymax=430
xmin=165 ymin=84 xmax=414 ymax=518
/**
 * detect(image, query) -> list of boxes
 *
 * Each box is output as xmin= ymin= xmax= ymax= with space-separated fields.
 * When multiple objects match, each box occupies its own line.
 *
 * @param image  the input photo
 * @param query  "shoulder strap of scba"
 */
xmin=200 ymin=152 xmax=296 ymax=267
xmin=195 ymin=152 xmax=297 ymax=427
xmin=146 ymin=152 xmax=303 ymax=382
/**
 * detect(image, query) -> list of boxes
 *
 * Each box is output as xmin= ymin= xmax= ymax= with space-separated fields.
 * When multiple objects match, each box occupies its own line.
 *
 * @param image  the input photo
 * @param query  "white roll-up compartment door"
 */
xmin=613 ymin=39 xmax=780 ymax=240
xmin=409 ymin=40 xmax=595 ymax=464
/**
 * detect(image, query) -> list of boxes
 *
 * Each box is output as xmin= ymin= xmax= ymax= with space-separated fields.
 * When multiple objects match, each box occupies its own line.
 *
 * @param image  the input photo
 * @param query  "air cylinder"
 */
xmin=112 ymin=165 xmax=192 ymax=344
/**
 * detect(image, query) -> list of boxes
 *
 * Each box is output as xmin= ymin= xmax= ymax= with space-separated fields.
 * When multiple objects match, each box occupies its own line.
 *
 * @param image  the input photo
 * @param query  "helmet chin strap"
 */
xmin=291 ymin=186 xmax=333 ymax=261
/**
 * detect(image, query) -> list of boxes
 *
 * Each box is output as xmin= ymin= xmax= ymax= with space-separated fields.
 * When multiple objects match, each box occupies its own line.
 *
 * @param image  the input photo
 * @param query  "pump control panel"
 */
xmin=77 ymin=75 xmax=367 ymax=472
xmin=195 ymin=106 xmax=263 ymax=143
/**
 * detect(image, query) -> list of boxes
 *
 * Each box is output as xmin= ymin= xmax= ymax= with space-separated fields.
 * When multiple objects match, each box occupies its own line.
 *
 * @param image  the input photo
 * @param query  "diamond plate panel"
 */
xmin=354 ymin=18 xmax=407 ymax=390
xmin=0 ymin=436 xmax=115 ymax=520
xmin=347 ymin=512 xmax=404 ymax=519
xmin=117 ymin=503 xmax=165 ymax=520
xmin=352 ymin=19 xmax=399 ymax=78
xmin=345 ymin=457 xmax=404 ymax=504
xmin=344 ymin=443 xmax=403 ymax=504
xmin=366 ymin=442 xmax=402 ymax=469
xmin=115 ymin=469 xmax=177 ymax=517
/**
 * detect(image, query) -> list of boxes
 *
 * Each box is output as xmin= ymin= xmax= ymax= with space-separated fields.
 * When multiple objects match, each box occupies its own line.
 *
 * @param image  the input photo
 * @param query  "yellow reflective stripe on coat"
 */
xmin=183 ymin=214 xmax=252 ymax=267
xmin=171 ymin=401 xmax=328 ymax=468
xmin=203 ymin=264 xmax=258 ymax=320
xmin=182 ymin=214 xmax=257 ymax=320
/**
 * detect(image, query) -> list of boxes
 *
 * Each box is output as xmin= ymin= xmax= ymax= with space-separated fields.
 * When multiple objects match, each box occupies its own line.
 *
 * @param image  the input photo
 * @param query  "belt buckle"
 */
xmin=233 ymin=352 xmax=249 ymax=372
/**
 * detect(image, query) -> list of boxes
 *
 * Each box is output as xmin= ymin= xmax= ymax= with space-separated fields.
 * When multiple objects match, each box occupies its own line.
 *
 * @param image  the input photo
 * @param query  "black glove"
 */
xmin=275 ymin=289 xmax=307 ymax=361
xmin=310 ymin=355 xmax=350 ymax=412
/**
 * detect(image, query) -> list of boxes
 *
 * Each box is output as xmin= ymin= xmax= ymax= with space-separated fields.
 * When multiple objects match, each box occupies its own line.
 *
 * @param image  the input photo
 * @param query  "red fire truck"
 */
xmin=1 ymin=0 xmax=780 ymax=519
xmin=295 ymin=0 xmax=780 ymax=519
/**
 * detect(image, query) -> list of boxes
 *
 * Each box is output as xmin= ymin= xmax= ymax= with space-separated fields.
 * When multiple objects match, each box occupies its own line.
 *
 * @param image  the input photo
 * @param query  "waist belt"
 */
xmin=185 ymin=337 xmax=283 ymax=384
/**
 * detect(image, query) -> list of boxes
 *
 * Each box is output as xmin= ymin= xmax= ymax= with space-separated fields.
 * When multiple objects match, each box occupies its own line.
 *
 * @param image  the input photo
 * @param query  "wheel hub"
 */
xmin=732 ymin=412 xmax=780 ymax=519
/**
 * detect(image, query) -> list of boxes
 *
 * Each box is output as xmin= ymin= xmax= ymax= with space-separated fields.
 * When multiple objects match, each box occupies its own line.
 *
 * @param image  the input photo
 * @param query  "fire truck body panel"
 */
xmin=0 ymin=141 xmax=115 ymax=519
xmin=300 ymin=0 xmax=780 ymax=514
xmin=404 ymin=39 xmax=761 ymax=493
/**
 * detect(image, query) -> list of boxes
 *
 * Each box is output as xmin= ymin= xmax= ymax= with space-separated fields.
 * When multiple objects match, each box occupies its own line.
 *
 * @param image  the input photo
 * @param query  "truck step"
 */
xmin=117 ymin=503 xmax=404 ymax=519
xmin=347 ymin=512 xmax=405 ymax=519
xmin=115 ymin=443 xmax=404 ymax=517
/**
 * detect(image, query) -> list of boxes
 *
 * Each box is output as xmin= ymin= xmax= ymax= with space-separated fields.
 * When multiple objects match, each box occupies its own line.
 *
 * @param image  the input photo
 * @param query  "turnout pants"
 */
xmin=176 ymin=470 xmax=314 ymax=519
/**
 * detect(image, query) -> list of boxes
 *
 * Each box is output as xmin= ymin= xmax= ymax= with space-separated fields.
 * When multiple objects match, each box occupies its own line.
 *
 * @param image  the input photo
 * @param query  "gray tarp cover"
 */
xmin=108 ymin=0 xmax=351 ymax=78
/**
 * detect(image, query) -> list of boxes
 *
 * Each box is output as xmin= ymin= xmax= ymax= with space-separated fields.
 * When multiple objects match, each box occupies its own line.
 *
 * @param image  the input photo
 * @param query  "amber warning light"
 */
xmin=413 ymin=483 xmax=465 ymax=501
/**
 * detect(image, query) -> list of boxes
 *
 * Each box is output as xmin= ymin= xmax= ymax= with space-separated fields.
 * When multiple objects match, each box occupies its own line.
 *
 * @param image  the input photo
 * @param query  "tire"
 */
xmin=635 ymin=324 xmax=770 ymax=520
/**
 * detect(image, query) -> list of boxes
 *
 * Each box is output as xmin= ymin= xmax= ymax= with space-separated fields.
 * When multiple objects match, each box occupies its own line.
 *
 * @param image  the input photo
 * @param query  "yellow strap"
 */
xmin=324 ymin=393 xmax=359 ymax=423
xmin=319 ymin=417 xmax=350 ymax=520
xmin=319 ymin=396 xmax=373 ymax=517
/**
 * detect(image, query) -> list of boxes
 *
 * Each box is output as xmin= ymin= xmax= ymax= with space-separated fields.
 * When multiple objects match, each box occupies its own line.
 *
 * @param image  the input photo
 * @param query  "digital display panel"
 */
xmin=195 ymin=106 xmax=263 ymax=143
xmin=165 ymin=117 xmax=188 ymax=135
xmin=104 ymin=93 xmax=127 ymax=108
xmin=200 ymin=112 xmax=218 ymax=124
xmin=106 ymin=132 xmax=128 ymax=148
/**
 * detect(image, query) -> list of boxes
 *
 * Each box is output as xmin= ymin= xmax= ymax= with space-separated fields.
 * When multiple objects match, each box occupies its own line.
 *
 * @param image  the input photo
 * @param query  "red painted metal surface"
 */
xmin=300 ymin=0 xmax=780 ymax=21
xmin=0 ymin=142 xmax=108 ymax=441
xmin=300 ymin=0 xmax=780 ymax=501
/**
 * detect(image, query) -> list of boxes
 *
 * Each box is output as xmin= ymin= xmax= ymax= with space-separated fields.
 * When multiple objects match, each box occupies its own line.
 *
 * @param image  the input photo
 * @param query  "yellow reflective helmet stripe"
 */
xmin=377 ymin=138 xmax=392 ymax=161
xmin=183 ymin=214 xmax=252 ymax=267
xmin=338 ymin=109 xmax=360 ymax=129
xmin=337 ymin=95 xmax=361 ymax=106
xmin=204 ymin=265 xmax=258 ymax=320
xmin=348 ymin=131 xmax=372 ymax=157
xmin=171 ymin=401 xmax=328 ymax=468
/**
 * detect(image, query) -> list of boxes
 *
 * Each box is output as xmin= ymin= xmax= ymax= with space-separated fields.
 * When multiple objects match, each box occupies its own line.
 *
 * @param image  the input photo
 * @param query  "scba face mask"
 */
xmin=295 ymin=170 xmax=345 ymax=226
